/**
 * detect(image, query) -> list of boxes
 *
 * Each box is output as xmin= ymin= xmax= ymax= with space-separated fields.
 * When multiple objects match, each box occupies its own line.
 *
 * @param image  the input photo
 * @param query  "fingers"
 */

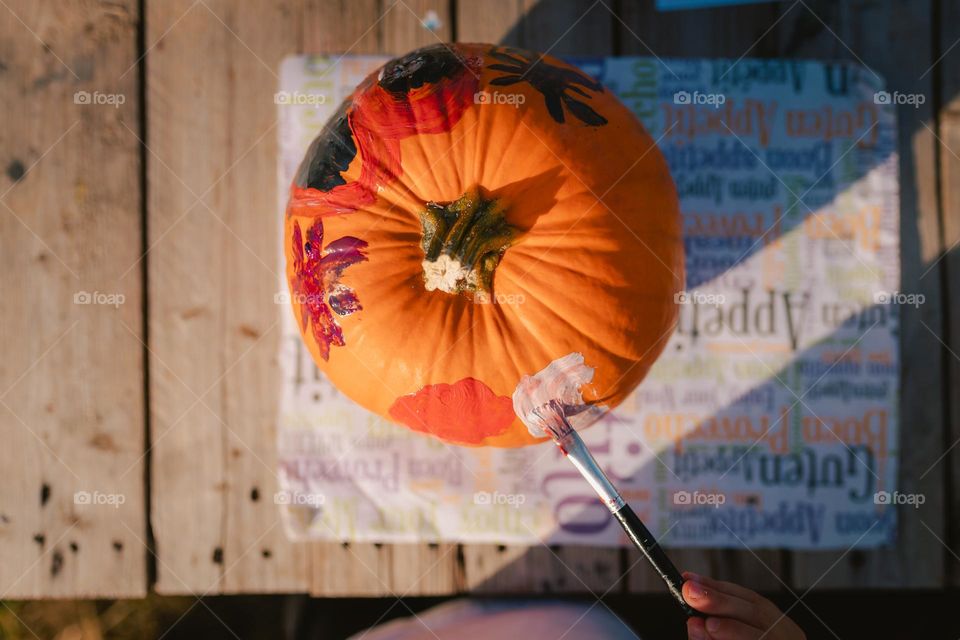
xmin=682 ymin=572 xmax=783 ymax=629
xmin=683 ymin=577 xmax=757 ymax=622
xmin=687 ymin=616 xmax=708 ymax=640
xmin=687 ymin=616 xmax=765 ymax=640
xmin=703 ymin=617 xmax=765 ymax=640
xmin=683 ymin=572 xmax=765 ymax=604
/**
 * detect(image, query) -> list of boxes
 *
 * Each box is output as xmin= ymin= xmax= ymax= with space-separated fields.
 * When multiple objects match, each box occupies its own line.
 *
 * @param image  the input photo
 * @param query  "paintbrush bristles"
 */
xmin=530 ymin=399 xmax=574 ymax=442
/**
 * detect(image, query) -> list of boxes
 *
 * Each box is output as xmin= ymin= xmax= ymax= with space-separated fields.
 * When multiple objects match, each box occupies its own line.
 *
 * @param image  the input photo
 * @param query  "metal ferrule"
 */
xmin=556 ymin=428 xmax=626 ymax=513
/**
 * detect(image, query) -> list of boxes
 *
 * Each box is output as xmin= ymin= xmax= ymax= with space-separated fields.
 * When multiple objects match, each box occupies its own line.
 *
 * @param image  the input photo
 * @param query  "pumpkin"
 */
xmin=284 ymin=43 xmax=683 ymax=448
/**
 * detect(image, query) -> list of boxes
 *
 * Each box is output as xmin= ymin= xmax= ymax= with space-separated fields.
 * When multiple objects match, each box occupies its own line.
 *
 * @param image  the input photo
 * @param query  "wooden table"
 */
xmin=1 ymin=0 xmax=956 ymax=598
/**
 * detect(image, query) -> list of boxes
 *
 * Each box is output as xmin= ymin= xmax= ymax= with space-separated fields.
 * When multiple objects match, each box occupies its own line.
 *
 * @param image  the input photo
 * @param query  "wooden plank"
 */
xmin=147 ymin=0 xmax=310 ymax=594
xmin=302 ymin=0 xmax=463 ymax=596
xmin=937 ymin=112 xmax=960 ymax=587
xmin=310 ymin=542 xmax=462 ymax=597
xmin=303 ymin=0 xmax=380 ymax=53
xmin=458 ymin=0 xmax=612 ymax=54
xmin=617 ymin=0 xmax=780 ymax=59
xmin=514 ymin=0 xmax=612 ymax=55
xmin=941 ymin=0 xmax=960 ymax=587
xmin=456 ymin=0 xmax=624 ymax=595
xmin=789 ymin=0 xmax=946 ymax=588
xmin=462 ymin=544 xmax=621 ymax=594
xmin=455 ymin=0 xmax=524 ymax=47
xmin=383 ymin=0 xmax=452 ymax=51
xmin=0 ymin=0 xmax=146 ymax=597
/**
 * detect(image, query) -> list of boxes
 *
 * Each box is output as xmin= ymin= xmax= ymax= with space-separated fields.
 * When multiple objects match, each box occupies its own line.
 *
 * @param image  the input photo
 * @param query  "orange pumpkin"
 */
xmin=284 ymin=43 xmax=683 ymax=448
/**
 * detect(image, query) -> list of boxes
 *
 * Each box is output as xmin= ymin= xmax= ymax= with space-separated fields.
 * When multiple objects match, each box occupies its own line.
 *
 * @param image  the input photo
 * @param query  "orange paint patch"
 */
xmin=388 ymin=378 xmax=515 ymax=445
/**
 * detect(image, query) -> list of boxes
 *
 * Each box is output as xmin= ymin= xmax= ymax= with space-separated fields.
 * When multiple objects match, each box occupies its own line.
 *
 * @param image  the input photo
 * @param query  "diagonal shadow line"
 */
xmin=720 ymin=120 xmax=883 ymax=282
xmin=516 ymin=0 xmax=602 ymax=82
xmin=797 ymin=0 xmax=882 ymax=83
xmin=724 ymin=325 xmax=884 ymax=483
xmin=718 ymin=319 xmax=882 ymax=481
xmin=512 ymin=318 xmax=686 ymax=487
xmin=725 ymin=120 xmax=880 ymax=273
xmin=718 ymin=0 xmax=801 ymax=81
xmin=597 ymin=0 xmax=681 ymax=80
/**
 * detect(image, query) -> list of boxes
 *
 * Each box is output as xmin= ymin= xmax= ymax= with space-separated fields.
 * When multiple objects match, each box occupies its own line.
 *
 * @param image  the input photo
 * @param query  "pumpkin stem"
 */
xmin=420 ymin=186 xmax=514 ymax=298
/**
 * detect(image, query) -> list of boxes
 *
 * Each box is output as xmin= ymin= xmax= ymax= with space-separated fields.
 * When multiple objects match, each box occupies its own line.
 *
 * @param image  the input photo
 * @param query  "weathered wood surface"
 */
xmin=148 ymin=0 xmax=462 ymax=597
xmin=0 ymin=0 xmax=147 ymax=597
xmin=146 ymin=0 xmax=310 ymax=594
xmin=1 ymin=0 xmax=956 ymax=598
xmin=785 ymin=0 xmax=946 ymax=590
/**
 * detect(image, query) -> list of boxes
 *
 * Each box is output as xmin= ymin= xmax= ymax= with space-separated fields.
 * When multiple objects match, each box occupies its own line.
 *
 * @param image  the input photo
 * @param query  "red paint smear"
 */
xmin=388 ymin=378 xmax=515 ymax=445
xmin=287 ymin=54 xmax=480 ymax=219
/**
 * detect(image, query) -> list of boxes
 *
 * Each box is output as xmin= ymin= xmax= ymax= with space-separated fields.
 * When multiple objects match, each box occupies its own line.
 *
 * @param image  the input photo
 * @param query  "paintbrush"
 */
xmin=528 ymin=399 xmax=702 ymax=618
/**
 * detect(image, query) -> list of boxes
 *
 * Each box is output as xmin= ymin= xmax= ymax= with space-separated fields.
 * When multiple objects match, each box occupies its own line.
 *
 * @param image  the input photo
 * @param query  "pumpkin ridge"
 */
xmin=497 ymin=273 xmax=608 ymax=356
xmin=497 ymin=263 xmax=657 ymax=366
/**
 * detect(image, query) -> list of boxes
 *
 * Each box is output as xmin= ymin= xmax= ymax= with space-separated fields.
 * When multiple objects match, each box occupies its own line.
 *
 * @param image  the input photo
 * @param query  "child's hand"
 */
xmin=682 ymin=572 xmax=806 ymax=640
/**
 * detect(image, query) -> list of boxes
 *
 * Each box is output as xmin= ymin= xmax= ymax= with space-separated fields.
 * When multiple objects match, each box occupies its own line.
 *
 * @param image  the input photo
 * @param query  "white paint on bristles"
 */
xmin=512 ymin=352 xmax=606 ymax=439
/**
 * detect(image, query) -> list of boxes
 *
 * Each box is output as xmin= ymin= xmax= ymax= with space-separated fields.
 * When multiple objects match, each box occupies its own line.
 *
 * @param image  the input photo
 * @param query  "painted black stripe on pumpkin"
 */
xmin=487 ymin=46 xmax=608 ymax=127
xmin=378 ymin=44 xmax=468 ymax=98
xmin=294 ymin=98 xmax=357 ymax=192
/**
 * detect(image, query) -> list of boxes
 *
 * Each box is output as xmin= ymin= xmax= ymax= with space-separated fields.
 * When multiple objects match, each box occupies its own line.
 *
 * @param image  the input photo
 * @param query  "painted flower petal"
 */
xmin=289 ymin=219 xmax=367 ymax=360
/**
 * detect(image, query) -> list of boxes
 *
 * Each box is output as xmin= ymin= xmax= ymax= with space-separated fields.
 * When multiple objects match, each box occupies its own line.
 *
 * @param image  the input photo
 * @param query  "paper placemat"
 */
xmin=275 ymin=54 xmax=899 ymax=549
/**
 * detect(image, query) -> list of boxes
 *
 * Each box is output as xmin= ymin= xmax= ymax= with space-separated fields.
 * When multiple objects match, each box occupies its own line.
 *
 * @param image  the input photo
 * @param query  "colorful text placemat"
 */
xmin=276 ymin=54 xmax=899 ymax=549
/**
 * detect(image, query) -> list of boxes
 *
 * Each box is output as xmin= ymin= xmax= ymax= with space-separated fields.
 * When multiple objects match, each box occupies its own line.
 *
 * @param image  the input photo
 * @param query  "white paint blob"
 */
xmin=512 ymin=352 xmax=606 ymax=439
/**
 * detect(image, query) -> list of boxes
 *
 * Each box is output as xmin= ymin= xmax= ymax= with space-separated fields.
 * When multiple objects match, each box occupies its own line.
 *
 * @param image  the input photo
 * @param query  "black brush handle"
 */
xmin=613 ymin=503 xmax=704 ymax=618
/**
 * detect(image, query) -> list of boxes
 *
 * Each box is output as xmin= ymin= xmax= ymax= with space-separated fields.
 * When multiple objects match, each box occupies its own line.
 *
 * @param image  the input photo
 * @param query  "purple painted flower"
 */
xmin=290 ymin=220 xmax=368 ymax=360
